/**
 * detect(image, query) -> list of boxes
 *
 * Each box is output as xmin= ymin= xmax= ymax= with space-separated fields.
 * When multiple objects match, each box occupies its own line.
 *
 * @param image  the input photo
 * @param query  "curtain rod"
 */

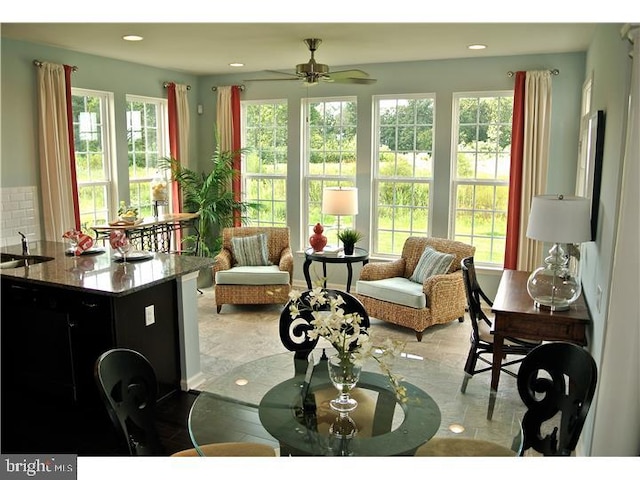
xmin=507 ymin=69 xmax=559 ymax=77
xmin=211 ymin=85 xmax=245 ymax=92
xmin=162 ymin=82 xmax=191 ymax=90
xmin=33 ymin=60 xmax=78 ymax=71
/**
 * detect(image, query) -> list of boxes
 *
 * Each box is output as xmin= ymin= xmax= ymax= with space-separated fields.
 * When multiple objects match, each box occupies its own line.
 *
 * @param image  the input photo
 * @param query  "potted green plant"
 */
xmin=337 ymin=229 xmax=363 ymax=256
xmin=159 ymin=144 xmax=259 ymax=260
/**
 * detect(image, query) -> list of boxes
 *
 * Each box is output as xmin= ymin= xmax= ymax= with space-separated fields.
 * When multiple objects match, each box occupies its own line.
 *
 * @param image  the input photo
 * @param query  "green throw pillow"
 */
xmin=231 ymin=233 xmax=271 ymax=266
xmin=409 ymin=246 xmax=455 ymax=284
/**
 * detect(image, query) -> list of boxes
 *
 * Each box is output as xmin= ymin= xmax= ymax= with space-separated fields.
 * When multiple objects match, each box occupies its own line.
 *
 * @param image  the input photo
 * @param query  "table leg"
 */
xmin=303 ymin=259 xmax=312 ymax=289
xmin=346 ymin=263 xmax=353 ymax=292
xmin=488 ymin=334 xmax=504 ymax=420
xmin=322 ymin=263 xmax=327 ymax=288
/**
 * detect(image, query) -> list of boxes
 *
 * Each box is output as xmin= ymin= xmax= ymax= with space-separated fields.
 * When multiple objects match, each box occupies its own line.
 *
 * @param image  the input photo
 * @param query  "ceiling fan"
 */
xmin=245 ymin=38 xmax=377 ymax=86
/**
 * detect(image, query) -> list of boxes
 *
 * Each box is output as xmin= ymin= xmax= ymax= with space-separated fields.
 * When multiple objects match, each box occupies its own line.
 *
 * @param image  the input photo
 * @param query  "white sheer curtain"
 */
xmin=516 ymin=71 xmax=552 ymax=271
xmin=215 ymin=86 xmax=233 ymax=152
xmin=36 ymin=62 xmax=76 ymax=241
xmin=175 ymin=84 xmax=190 ymax=169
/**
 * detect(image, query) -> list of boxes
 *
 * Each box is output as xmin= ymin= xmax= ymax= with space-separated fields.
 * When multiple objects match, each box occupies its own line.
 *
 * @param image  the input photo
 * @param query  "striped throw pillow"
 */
xmin=231 ymin=233 xmax=271 ymax=266
xmin=409 ymin=247 xmax=455 ymax=284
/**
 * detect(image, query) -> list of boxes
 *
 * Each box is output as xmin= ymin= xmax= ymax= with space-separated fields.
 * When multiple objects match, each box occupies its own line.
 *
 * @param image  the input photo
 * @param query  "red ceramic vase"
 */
xmin=309 ymin=223 xmax=328 ymax=252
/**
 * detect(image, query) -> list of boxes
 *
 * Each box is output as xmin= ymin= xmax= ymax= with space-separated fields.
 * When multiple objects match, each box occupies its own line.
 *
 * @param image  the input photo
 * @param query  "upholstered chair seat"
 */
xmin=355 ymin=237 xmax=475 ymax=341
xmin=213 ymin=227 xmax=293 ymax=313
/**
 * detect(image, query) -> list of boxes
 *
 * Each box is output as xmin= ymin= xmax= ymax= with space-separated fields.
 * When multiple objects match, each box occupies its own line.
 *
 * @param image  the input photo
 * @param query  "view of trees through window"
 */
xmin=126 ymin=96 xmax=169 ymax=218
xmin=374 ymin=96 xmax=435 ymax=255
xmin=242 ymin=100 xmax=288 ymax=227
xmin=452 ymin=93 xmax=513 ymax=265
xmin=72 ymin=89 xmax=113 ymax=233
xmin=305 ymin=98 xmax=357 ymax=246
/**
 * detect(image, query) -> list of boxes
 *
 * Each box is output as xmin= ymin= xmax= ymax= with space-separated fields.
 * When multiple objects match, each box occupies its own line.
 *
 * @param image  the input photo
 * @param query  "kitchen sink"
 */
xmin=0 ymin=253 xmax=55 ymax=269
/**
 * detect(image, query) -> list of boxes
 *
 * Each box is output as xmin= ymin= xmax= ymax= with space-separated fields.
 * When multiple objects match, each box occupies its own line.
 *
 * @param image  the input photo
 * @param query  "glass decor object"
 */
xmin=525 ymin=194 xmax=592 ymax=311
xmin=327 ymin=353 xmax=362 ymax=412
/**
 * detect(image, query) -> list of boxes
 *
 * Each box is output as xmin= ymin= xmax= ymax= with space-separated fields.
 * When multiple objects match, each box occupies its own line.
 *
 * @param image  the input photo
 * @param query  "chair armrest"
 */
xmin=423 ymin=270 xmax=466 ymax=311
xmin=359 ymin=258 xmax=406 ymax=281
xmin=279 ymin=247 xmax=294 ymax=281
xmin=213 ymin=248 xmax=233 ymax=273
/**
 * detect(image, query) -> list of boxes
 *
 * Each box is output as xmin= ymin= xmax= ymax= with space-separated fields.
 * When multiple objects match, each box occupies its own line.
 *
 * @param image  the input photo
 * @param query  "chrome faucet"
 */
xmin=18 ymin=231 xmax=30 ymax=256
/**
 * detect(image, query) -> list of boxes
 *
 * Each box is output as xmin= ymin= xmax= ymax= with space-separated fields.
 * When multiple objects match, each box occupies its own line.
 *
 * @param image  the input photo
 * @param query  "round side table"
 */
xmin=303 ymin=247 xmax=369 ymax=292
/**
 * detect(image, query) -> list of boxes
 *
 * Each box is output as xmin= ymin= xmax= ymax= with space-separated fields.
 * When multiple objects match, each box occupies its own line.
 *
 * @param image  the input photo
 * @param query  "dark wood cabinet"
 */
xmin=1 ymin=276 xmax=180 ymax=453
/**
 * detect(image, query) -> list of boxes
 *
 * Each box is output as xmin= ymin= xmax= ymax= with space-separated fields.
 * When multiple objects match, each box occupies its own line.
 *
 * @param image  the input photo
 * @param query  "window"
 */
xmin=373 ymin=95 xmax=435 ymax=256
xmin=71 ymin=89 xmax=115 ymax=232
xmin=303 ymin=97 xmax=357 ymax=246
xmin=242 ymin=100 xmax=288 ymax=227
xmin=126 ymin=95 xmax=170 ymax=218
xmin=451 ymin=92 xmax=513 ymax=266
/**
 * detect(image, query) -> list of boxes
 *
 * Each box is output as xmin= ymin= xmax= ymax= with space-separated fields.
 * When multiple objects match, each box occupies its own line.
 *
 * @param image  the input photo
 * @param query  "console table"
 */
xmin=92 ymin=212 xmax=199 ymax=253
xmin=488 ymin=269 xmax=591 ymax=419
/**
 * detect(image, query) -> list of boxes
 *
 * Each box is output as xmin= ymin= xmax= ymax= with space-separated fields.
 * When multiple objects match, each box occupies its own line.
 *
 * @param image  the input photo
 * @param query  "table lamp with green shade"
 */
xmin=525 ymin=194 xmax=592 ymax=311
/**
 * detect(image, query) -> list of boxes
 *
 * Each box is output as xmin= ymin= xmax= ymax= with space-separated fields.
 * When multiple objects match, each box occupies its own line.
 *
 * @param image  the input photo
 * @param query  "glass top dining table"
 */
xmin=188 ymin=341 xmax=525 ymax=456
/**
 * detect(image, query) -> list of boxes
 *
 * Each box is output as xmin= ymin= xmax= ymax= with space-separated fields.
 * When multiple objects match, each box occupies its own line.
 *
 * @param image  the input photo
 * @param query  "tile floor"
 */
xmin=195 ymin=285 xmax=529 ymax=454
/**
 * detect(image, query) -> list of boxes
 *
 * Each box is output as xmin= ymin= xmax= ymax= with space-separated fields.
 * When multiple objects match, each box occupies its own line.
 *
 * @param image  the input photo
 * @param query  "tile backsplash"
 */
xmin=1 ymin=186 xmax=41 ymax=248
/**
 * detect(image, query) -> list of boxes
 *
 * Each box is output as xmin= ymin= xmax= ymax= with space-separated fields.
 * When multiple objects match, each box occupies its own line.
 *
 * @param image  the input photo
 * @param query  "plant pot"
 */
xmin=343 ymin=243 xmax=355 ymax=256
xmin=197 ymin=267 xmax=213 ymax=288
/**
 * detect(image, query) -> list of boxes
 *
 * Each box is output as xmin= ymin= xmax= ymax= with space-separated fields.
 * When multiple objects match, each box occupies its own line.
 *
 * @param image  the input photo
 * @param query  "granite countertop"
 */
xmin=0 ymin=240 xmax=214 ymax=296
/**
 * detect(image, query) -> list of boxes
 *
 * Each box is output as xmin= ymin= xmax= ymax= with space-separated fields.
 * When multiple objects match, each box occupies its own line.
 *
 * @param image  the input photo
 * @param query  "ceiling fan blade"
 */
xmin=328 ymin=69 xmax=370 ymax=80
xmin=243 ymin=77 xmax=300 ymax=82
xmin=266 ymin=69 xmax=299 ymax=78
xmin=326 ymin=77 xmax=378 ymax=85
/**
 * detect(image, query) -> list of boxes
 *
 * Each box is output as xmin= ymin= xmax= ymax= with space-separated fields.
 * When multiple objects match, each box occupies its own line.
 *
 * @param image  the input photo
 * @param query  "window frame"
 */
xmin=302 ymin=95 xmax=358 ymax=247
xmin=125 ymin=94 xmax=170 ymax=218
xmin=371 ymin=93 xmax=436 ymax=258
xmin=450 ymin=90 xmax=514 ymax=267
xmin=241 ymin=98 xmax=288 ymax=227
xmin=71 ymin=87 xmax=117 ymax=232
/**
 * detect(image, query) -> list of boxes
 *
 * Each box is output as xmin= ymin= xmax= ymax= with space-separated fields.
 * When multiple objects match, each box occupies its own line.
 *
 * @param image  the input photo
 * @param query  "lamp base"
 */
xmin=527 ymin=243 xmax=581 ymax=313
xmin=533 ymin=299 xmax=570 ymax=312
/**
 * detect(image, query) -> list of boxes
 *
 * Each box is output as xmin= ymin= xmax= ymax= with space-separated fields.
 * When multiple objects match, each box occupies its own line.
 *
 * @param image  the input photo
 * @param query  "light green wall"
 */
xmin=0 ymin=38 xmax=200 ymax=203
xmin=577 ymin=23 xmax=635 ymax=456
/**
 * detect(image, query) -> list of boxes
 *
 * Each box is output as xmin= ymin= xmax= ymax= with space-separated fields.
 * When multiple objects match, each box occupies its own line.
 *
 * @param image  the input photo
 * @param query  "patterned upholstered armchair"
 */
xmin=213 ymin=227 xmax=293 ymax=313
xmin=355 ymin=237 xmax=475 ymax=341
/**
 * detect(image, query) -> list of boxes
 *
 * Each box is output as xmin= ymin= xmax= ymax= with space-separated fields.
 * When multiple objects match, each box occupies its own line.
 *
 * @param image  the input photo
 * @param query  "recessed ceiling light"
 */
xmin=235 ymin=378 xmax=249 ymax=386
xmin=448 ymin=423 xmax=465 ymax=433
xmin=229 ymin=62 xmax=244 ymax=67
xmin=123 ymin=35 xmax=143 ymax=42
xmin=468 ymin=44 xmax=487 ymax=50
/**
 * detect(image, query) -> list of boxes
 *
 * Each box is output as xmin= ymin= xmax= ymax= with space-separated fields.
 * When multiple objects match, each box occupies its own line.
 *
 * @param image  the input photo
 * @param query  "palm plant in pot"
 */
xmin=159 ymin=144 xmax=259 ymax=259
xmin=337 ymin=229 xmax=363 ymax=256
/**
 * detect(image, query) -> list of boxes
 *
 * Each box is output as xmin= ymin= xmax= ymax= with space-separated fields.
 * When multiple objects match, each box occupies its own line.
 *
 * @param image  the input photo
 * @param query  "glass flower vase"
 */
xmin=327 ymin=353 xmax=362 ymax=412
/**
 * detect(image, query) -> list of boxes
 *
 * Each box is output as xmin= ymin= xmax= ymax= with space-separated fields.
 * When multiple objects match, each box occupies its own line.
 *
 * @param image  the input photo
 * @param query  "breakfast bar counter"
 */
xmin=1 ymin=241 xmax=212 ymax=419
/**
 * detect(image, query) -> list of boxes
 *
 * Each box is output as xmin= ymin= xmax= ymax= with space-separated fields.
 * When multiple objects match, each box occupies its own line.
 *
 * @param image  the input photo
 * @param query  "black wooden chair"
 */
xmin=517 ymin=341 xmax=598 ymax=456
xmin=279 ymin=289 xmax=370 ymax=375
xmin=94 ymin=348 xmax=276 ymax=456
xmin=460 ymin=256 xmax=539 ymax=393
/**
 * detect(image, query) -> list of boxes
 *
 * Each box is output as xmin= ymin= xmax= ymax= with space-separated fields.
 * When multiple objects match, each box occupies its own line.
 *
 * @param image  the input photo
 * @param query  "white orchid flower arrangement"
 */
xmin=288 ymin=286 xmax=408 ymax=403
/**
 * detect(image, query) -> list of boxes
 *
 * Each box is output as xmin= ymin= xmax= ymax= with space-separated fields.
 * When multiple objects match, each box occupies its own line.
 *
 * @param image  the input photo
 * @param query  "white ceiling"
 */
xmin=1 ymin=22 xmax=600 ymax=76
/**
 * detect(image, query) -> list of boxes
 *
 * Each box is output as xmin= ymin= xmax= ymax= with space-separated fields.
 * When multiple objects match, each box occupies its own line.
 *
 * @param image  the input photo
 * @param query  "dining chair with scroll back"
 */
xmin=94 ymin=348 xmax=276 ymax=456
xmin=517 ymin=341 xmax=598 ymax=456
xmin=460 ymin=256 xmax=540 ymax=394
